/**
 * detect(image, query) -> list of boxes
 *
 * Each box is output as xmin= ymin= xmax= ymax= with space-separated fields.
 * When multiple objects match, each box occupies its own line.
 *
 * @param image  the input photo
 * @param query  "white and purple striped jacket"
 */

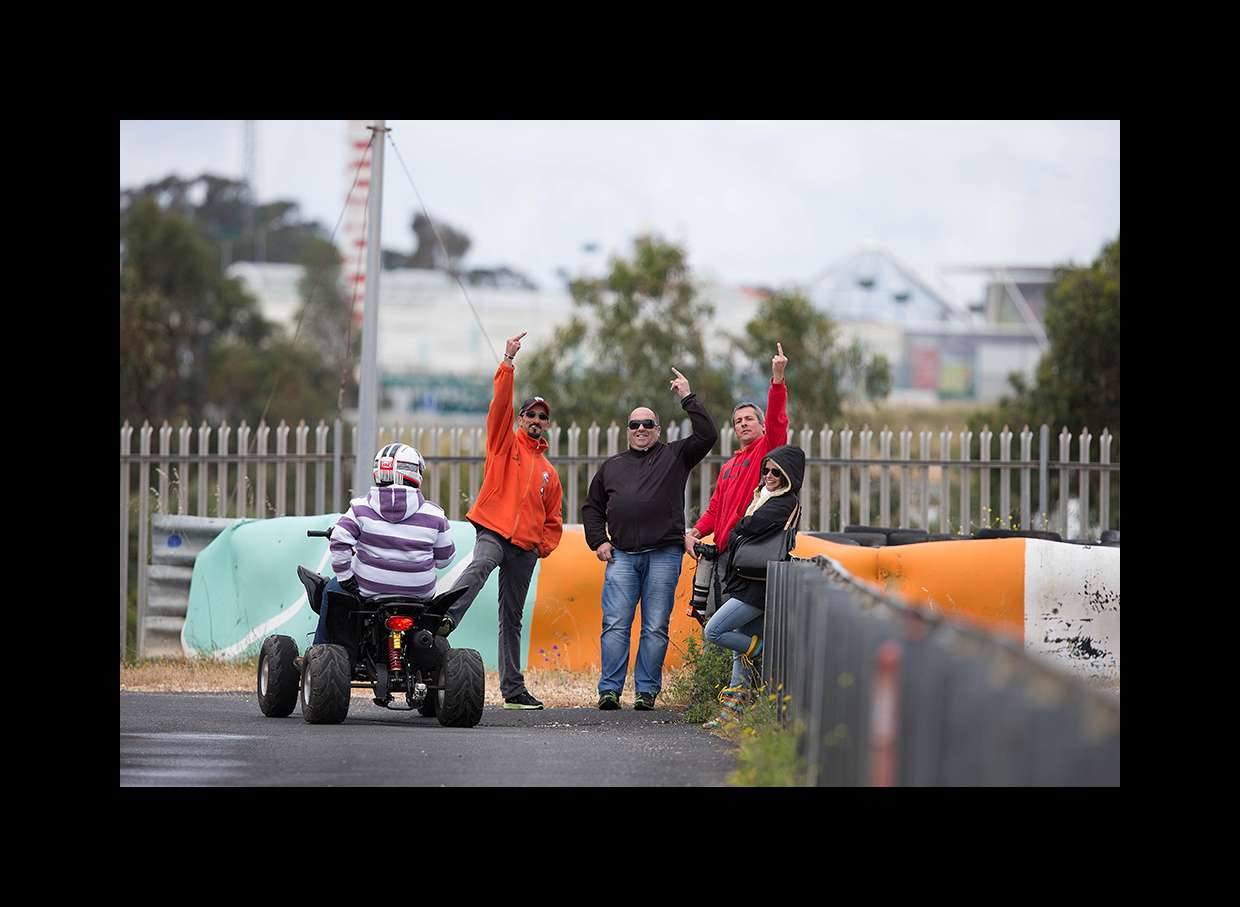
xmin=330 ymin=485 xmax=457 ymax=599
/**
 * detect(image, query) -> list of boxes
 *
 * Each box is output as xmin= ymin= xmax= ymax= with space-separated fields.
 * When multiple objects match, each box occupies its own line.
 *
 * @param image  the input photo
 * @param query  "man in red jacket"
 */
xmin=684 ymin=343 xmax=789 ymax=618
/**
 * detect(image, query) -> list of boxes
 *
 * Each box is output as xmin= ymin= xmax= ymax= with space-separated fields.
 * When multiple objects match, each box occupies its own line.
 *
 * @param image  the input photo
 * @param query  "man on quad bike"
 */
xmin=311 ymin=443 xmax=456 ymax=645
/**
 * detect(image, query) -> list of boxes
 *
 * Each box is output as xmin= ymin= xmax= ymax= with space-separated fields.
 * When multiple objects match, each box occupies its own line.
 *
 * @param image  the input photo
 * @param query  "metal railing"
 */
xmin=120 ymin=417 xmax=1119 ymax=659
xmin=763 ymin=557 xmax=1120 ymax=786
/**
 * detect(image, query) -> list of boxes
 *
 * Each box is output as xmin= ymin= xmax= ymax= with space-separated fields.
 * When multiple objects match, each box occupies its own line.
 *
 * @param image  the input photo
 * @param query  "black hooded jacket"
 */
xmin=720 ymin=444 xmax=806 ymax=609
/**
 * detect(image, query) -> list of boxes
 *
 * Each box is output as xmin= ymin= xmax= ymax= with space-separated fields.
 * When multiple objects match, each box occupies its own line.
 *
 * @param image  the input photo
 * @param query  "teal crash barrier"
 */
xmin=181 ymin=515 xmax=538 ymax=668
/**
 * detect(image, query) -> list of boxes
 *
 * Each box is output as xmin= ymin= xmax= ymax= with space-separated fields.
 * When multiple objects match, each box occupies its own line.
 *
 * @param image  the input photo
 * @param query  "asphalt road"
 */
xmin=120 ymin=693 xmax=738 ymax=787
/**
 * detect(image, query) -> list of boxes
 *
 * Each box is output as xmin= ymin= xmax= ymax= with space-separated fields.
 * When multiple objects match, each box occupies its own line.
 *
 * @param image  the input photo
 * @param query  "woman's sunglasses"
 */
xmin=628 ymin=419 xmax=658 ymax=430
xmin=762 ymin=466 xmax=784 ymax=478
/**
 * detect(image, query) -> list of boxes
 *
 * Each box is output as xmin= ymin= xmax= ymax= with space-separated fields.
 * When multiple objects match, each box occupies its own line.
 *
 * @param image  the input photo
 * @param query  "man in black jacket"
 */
xmin=582 ymin=367 xmax=718 ymax=710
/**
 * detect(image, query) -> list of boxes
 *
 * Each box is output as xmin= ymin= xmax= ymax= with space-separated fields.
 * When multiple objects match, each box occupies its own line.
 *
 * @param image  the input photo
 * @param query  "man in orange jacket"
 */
xmin=440 ymin=330 xmax=564 ymax=710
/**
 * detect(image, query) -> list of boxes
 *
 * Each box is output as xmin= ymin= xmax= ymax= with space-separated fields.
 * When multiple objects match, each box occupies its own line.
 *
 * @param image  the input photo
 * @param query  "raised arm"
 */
xmin=764 ymin=343 xmax=789 ymax=450
xmin=668 ymin=368 xmax=718 ymax=467
xmin=484 ymin=331 xmax=527 ymax=456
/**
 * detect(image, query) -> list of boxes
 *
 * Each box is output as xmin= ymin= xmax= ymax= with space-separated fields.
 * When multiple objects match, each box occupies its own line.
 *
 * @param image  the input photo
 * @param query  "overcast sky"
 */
xmin=119 ymin=119 xmax=1120 ymax=305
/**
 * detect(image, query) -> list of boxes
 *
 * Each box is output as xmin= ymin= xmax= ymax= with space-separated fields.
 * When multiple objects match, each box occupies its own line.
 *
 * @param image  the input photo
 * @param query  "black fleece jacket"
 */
xmin=721 ymin=445 xmax=806 ymax=609
xmin=581 ymin=393 xmax=718 ymax=552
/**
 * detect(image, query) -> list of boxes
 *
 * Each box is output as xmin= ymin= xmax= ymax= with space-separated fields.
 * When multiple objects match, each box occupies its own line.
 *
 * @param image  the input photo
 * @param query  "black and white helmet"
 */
xmin=372 ymin=443 xmax=424 ymax=488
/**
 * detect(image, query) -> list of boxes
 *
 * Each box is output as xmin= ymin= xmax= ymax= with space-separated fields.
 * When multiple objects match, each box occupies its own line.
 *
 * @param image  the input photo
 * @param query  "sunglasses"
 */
xmin=762 ymin=466 xmax=784 ymax=478
xmin=523 ymin=411 xmax=550 ymax=421
xmin=628 ymin=419 xmax=658 ymax=430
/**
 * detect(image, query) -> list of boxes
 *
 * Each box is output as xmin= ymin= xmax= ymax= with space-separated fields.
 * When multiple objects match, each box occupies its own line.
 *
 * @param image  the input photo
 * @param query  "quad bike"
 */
xmin=256 ymin=529 xmax=485 ymax=727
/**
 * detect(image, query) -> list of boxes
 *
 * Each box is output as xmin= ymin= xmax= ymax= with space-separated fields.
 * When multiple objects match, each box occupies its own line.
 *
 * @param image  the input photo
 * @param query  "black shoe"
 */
xmin=597 ymin=690 xmax=621 ymax=710
xmin=503 ymin=691 xmax=544 ymax=710
xmin=634 ymin=692 xmax=657 ymax=711
xmin=435 ymin=616 xmax=454 ymax=637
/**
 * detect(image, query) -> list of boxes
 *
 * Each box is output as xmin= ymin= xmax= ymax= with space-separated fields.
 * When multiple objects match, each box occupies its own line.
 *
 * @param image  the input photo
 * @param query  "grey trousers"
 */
xmin=446 ymin=526 xmax=538 ymax=699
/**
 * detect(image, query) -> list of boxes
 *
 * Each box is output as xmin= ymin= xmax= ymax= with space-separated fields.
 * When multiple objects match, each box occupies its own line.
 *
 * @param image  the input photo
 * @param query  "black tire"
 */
xmin=300 ymin=644 xmax=352 ymax=724
xmin=842 ymin=532 xmax=888 ymax=547
xmin=973 ymin=528 xmax=1063 ymax=542
xmin=844 ymin=525 xmax=894 ymax=538
xmin=436 ymin=647 xmax=485 ymax=728
xmin=887 ymin=529 xmax=930 ymax=546
xmin=803 ymin=532 xmax=860 ymax=545
xmin=257 ymin=635 xmax=300 ymax=717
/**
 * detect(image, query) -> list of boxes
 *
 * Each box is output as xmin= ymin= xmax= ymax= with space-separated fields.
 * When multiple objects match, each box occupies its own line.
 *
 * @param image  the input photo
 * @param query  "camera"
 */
xmin=693 ymin=542 xmax=718 ymax=561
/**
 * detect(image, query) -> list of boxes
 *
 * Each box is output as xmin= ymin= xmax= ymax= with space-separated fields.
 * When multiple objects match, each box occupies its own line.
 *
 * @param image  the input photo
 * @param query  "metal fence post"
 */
xmin=217 ymin=421 xmax=231 ymax=518
xmin=899 ymin=429 xmax=911 ymax=529
xmin=1039 ymin=424 xmax=1049 ymax=530
xmin=1058 ymin=427 xmax=1071 ymax=538
xmin=820 ymin=425 xmax=833 ymax=533
xmin=158 ymin=422 xmax=172 ymax=516
xmin=999 ymin=426 xmax=1012 ymax=529
xmin=121 ymin=422 xmax=133 ymax=661
xmin=449 ymin=427 xmax=462 ymax=520
xmin=979 ymin=426 xmax=992 ymax=530
xmin=137 ymin=422 xmax=153 ymax=658
xmin=800 ymin=425 xmax=815 ymax=528
xmin=275 ymin=421 xmax=290 ymax=517
xmin=840 ymin=427 xmax=853 ymax=531
xmin=333 ymin=418 xmax=343 ymax=513
xmin=939 ymin=428 xmax=951 ymax=533
xmin=256 ymin=422 xmax=270 ymax=517
xmin=315 ymin=421 xmax=328 ymax=514
xmin=1078 ymin=427 xmax=1092 ymax=540
xmin=1100 ymin=428 xmax=1112 ymax=531
xmin=236 ymin=421 xmax=250 ymax=518
xmin=919 ymin=430 xmax=930 ymax=530
xmin=879 ymin=427 xmax=891 ymax=528
xmin=177 ymin=421 xmax=191 ymax=515
xmin=295 ymin=421 xmax=309 ymax=516
xmin=567 ymin=423 xmax=581 ymax=521
xmin=959 ymin=428 xmax=972 ymax=534
xmin=859 ymin=426 xmax=872 ymax=526
xmin=197 ymin=421 xmax=211 ymax=516
xmin=1020 ymin=426 xmax=1033 ymax=531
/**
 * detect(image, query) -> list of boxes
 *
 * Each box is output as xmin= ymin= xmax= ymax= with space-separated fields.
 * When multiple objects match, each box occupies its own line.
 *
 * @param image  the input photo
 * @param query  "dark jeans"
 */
xmin=312 ymin=576 xmax=350 ymax=646
xmin=445 ymin=526 xmax=539 ymax=699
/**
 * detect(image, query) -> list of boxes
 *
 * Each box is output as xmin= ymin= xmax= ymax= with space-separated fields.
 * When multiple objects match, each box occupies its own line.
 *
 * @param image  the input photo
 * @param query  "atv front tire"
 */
xmin=257 ymin=635 xmax=300 ymax=717
xmin=300 ymin=644 xmax=352 ymax=724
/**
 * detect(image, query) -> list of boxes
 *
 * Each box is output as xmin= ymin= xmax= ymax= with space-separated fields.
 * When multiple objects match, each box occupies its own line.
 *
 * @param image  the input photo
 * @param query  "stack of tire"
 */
xmin=803 ymin=525 xmax=1120 ymax=548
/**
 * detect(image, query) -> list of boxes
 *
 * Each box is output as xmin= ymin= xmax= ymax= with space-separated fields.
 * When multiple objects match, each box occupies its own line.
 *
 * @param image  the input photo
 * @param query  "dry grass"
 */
xmin=121 ymin=657 xmax=694 ymax=709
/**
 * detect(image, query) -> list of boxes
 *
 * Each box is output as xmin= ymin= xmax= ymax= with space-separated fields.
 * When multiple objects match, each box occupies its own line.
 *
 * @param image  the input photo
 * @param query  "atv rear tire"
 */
xmin=436 ymin=647 xmax=485 ymax=728
xmin=300 ymin=644 xmax=352 ymax=724
xmin=257 ymin=635 xmax=300 ymax=717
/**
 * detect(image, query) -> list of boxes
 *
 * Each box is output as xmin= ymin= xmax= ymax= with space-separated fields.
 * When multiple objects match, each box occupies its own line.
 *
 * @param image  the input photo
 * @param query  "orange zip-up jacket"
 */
xmin=466 ymin=361 xmax=564 ymax=558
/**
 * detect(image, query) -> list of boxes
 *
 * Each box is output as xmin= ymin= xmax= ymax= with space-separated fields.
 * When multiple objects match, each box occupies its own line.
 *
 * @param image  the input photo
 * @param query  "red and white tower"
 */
xmin=340 ymin=120 xmax=375 ymax=326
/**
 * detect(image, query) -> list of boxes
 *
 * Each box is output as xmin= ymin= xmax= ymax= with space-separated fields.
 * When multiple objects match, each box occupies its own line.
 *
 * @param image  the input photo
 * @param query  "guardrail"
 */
xmin=139 ymin=515 xmax=239 ymax=658
xmin=763 ymin=557 xmax=1120 ymax=786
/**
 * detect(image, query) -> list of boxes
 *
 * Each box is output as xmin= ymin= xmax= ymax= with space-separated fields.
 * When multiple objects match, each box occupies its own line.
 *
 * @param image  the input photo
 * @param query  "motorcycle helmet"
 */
xmin=372 ymin=443 xmax=425 ymax=488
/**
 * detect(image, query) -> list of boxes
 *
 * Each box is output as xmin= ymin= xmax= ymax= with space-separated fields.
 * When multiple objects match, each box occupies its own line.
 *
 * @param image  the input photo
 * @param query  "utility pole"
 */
xmin=354 ymin=120 xmax=386 ymax=498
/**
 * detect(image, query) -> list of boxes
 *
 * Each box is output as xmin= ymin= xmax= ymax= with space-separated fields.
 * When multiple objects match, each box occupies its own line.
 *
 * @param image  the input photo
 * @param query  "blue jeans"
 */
xmin=598 ymin=545 xmax=684 ymax=696
xmin=312 ymin=577 xmax=349 ymax=645
xmin=704 ymin=597 xmax=765 ymax=687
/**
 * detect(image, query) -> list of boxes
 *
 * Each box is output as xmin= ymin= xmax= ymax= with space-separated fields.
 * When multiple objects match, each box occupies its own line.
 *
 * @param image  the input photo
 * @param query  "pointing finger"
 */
xmin=671 ymin=367 xmax=685 ymax=379
xmin=777 ymin=342 xmax=784 ymax=357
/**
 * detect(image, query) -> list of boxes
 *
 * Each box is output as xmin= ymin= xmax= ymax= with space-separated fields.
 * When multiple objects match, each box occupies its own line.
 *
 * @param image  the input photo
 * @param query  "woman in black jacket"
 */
xmin=702 ymin=444 xmax=805 ymax=730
